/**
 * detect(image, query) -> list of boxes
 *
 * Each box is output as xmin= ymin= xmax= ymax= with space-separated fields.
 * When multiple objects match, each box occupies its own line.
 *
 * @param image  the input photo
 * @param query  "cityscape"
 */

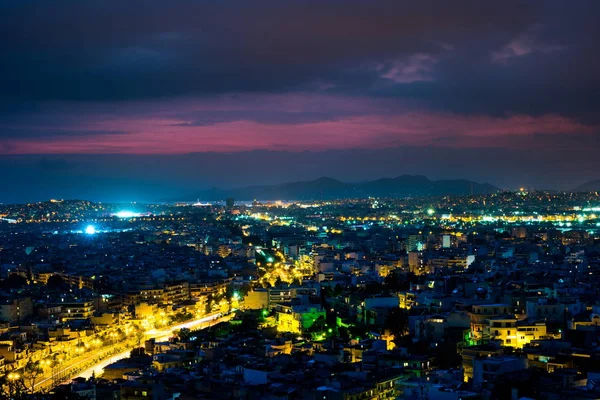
xmin=2 ymin=1 xmax=600 ymax=400
xmin=0 ymin=190 xmax=599 ymax=399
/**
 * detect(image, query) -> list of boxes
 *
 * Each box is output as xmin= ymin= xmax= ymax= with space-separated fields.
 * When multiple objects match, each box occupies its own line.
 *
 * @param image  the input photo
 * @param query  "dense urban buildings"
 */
xmin=0 ymin=191 xmax=599 ymax=399
xmin=2 ymin=1 xmax=600 ymax=399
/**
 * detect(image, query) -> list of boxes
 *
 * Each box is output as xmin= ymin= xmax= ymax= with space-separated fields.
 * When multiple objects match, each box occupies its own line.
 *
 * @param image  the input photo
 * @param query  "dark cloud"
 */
xmin=1 ymin=0 xmax=596 ymax=118
xmin=0 ymin=2 xmax=540 ymax=100
xmin=171 ymin=110 xmax=357 ymax=126
xmin=0 ymin=128 xmax=125 ymax=139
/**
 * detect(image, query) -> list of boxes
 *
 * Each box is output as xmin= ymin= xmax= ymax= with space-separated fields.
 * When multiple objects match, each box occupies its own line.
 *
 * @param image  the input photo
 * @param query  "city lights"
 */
xmin=0 ymin=1 xmax=598 ymax=398
xmin=1 ymin=186 xmax=599 ymax=398
xmin=114 ymin=211 xmax=140 ymax=218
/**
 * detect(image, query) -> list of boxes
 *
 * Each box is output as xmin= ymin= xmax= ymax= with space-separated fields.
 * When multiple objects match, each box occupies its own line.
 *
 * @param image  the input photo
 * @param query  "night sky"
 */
xmin=1 ymin=1 xmax=599 ymax=203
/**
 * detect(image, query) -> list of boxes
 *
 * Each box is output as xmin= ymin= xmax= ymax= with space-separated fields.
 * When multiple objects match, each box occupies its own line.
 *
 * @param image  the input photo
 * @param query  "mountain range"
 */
xmin=176 ymin=175 xmax=500 ymax=201
xmin=571 ymin=179 xmax=600 ymax=192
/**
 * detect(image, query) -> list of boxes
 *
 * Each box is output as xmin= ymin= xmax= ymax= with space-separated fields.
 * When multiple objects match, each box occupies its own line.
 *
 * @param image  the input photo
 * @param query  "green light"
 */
xmin=328 ymin=328 xmax=332 ymax=333
xmin=267 ymin=257 xmax=274 ymax=263
xmin=427 ymin=209 xmax=435 ymax=216
xmin=262 ymin=309 xmax=268 ymax=316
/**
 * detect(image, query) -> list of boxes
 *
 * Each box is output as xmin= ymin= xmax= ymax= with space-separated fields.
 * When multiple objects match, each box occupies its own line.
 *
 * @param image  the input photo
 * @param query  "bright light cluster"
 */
xmin=114 ymin=211 xmax=140 ymax=219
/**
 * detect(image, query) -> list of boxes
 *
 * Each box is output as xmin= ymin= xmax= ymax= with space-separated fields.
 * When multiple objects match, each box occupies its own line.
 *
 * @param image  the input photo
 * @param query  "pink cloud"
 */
xmin=0 ymin=95 xmax=594 ymax=155
xmin=491 ymin=25 xmax=565 ymax=64
xmin=380 ymin=53 xmax=439 ymax=83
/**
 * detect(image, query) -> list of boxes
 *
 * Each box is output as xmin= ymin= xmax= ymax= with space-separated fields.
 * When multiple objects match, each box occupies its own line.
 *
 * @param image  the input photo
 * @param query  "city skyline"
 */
xmin=2 ymin=2 xmax=600 ymax=397
xmin=1 ymin=1 xmax=599 ymax=201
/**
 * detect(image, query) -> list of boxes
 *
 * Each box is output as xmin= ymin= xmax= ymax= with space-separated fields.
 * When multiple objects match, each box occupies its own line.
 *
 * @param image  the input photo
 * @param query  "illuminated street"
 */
xmin=33 ymin=313 xmax=230 ymax=392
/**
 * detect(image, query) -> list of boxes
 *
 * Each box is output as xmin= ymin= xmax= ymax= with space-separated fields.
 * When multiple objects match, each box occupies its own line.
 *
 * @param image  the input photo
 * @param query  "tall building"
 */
xmin=0 ymin=297 xmax=33 ymax=325
xmin=442 ymin=234 xmax=451 ymax=248
xmin=408 ymin=251 xmax=424 ymax=275
xmin=512 ymin=227 xmax=527 ymax=239
xmin=407 ymin=234 xmax=423 ymax=252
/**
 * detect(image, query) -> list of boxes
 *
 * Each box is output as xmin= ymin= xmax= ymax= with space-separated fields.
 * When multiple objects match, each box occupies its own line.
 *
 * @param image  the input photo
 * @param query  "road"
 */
xmin=33 ymin=312 xmax=230 ymax=392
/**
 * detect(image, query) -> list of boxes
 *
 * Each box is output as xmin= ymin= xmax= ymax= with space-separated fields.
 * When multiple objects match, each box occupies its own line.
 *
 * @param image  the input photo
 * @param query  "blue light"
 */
xmin=115 ymin=211 xmax=139 ymax=218
xmin=85 ymin=225 xmax=96 ymax=235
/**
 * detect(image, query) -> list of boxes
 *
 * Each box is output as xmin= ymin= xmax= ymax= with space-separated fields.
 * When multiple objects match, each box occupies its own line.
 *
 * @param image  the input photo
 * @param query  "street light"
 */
xmin=42 ymin=359 xmax=52 ymax=370
xmin=8 ymin=372 xmax=20 ymax=380
xmin=7 ymin=372 xmax=20 ymax=397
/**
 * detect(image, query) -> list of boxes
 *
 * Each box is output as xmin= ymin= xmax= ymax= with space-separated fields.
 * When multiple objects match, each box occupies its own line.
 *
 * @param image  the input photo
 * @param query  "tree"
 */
xmin=337 ymin=326 xmax=350 ymax=341
xmin=205 ymin=296 xmax=212 ymax=315
xmin=348 ymin=324 xmax=369 ymax=340
xmin=306 ymin=316 xmax=326 ymax=333
xmin=23 ymin=359 xmax=43 ymax=393
xmin=130 ymin=347 xmax=146 ymax=357
xmin=243 ymin=234 xmax=263 ymax=246
xmin=238 ymin=312 xmax=259 ymax=332
xmin=1 ymin=375 xmax=25 ymax=400
xmin=384 ymin=308 xmax=409 ymax=340
xmin=176 ymin=328 xmax=192 ymax=341
xmin=333 ymin=284 xmax=343 ymax=296
xmin=0 ymin=374 xmax=9 ymax=398
xmin=364 ymin=282 xmax=383 ymax=296
xmin=135 ymin=330 xmax=145 ymax=345
xmin=47 ymin=274 xmax=66 ymax=290
xmin=383 ymin=272 xmax=413 ymax=291
xmin=0 ymin=274 xmax=27 ymax=290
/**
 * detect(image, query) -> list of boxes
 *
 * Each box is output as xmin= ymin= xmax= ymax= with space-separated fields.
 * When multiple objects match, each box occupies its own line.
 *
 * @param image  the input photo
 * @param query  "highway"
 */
xmin=33 ymin=312 xmax=230 ymax=392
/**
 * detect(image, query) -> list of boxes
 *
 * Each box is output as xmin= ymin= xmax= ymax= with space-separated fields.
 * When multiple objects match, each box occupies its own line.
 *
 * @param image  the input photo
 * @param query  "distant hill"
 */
xmin=572 ymin=179 xmax=600 ymax=192
xmin=175 ymin=175 xmax=499 ymax=201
